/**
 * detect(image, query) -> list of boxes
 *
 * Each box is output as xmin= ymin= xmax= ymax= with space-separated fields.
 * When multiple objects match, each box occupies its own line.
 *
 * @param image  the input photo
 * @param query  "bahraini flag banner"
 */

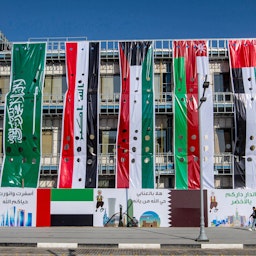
xmin=228 ymin=40 xmax=256 ymax=189
xmin=173 ymin=40 xmax=214 ymax=189
xmin=1 ymin=43 xmax=46 ymax=188
xmin=116 ymin=41 xmax=155 ymax=189
xmin=58 ymin=41 xmax=100 ymax=188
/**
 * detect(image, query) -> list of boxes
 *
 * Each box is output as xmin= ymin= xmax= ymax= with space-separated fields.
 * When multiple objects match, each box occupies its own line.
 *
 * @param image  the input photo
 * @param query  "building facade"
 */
xmin=0 ymin=35 xmax=239 ymax=189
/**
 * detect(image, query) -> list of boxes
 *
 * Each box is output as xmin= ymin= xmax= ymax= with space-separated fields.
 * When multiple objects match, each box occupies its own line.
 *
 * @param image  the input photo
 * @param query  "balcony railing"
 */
xmin=0 ymin=92 xmax=234 ymax=115
xmin=0 ymin=152 xmax=234 ymax=185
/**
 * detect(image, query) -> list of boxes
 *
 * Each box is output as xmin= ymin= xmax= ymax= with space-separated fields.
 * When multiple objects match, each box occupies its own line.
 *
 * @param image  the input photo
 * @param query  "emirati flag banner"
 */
xmin=116 ymin=41 xmax=155 ymax=188
xmin=228 ymin=39 xmax=256 ymax=189
xmin=173 ymin=40 xmax=214 ymax=189
xmin=1 ymin=43 xmax=46 ymax=188
xmin=58 ymin=41 xmax=100 ymax=188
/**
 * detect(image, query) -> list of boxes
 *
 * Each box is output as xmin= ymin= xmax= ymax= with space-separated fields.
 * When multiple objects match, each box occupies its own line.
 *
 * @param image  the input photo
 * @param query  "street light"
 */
xmin=196 ymin=79 xmax=209 ymax=242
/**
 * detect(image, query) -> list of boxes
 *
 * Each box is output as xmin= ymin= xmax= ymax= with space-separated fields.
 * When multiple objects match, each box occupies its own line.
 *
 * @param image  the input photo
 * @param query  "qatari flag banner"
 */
xmin=228 ymin=40 xmax=256 ymax=188
xmin=173 ymin=40 xmax=214 ymax=189
xmin=116 ymin=41 xmax=155 ymax=188
xmin=1 ymin=43 xmax=46 ymax=188
xmin=58 ymin=41 xmax=100 ymax=188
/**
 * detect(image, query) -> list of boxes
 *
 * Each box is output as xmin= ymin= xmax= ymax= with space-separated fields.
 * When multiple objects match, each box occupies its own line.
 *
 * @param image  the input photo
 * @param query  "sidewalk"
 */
xmin=0 ymin=227 xmax=255 ymax=249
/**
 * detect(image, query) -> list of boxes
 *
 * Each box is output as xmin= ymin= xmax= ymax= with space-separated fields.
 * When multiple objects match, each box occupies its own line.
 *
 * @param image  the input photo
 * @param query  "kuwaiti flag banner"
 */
xmin=1 ymin=43 xmax=46 ymax=188
xmin=116 ymin=41 xmax=155 ymax=188
xmin=228 ymin=40 xmax=256 ymax=189
xmin=173 ymin=40 xmax=214 ymax=189
xmin=58 ymin=41 xmax=100 ymax=188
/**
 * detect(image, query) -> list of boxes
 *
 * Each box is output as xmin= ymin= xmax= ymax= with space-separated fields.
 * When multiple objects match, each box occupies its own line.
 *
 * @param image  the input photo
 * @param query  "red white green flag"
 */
xmin=228 ymin=39 xmax=256 ymax=188
xmin=173 ymin=40 xmax=214 ymax=189
xmin=1 ymin=43 xmax=46 ymax=188
xmin=58 ymin=42 xmax=100 ymax=188
xmin=116 ymin=41 xmax=155 ymax=188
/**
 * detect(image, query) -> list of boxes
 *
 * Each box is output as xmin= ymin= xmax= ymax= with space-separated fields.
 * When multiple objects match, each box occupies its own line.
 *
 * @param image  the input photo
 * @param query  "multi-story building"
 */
xmin=0 ymin=33 xmax=236 ymax=189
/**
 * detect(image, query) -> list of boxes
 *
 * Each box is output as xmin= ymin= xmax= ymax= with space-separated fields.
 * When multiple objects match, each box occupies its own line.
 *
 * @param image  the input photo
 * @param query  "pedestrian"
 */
xmin=249 ymin=206 xmax=256 ymax=231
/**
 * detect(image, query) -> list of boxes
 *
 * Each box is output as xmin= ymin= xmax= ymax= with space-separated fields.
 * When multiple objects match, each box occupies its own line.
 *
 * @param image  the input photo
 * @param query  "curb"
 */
xmin=0 ymin=243 xmax=250 ymax=249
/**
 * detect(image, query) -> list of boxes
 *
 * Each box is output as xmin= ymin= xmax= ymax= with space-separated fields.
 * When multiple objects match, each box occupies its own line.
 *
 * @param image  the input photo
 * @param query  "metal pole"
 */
xmin=196 ymin=80 xmax=209 ymax=242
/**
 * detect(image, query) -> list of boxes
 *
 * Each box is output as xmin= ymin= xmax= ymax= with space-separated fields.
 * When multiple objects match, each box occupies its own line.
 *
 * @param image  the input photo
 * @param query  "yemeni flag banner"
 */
xmin=58 ymin=41 xmax=100 ymax=188
xmin=1 ymin=43 xmax=46 ymax=188
xmin=173 ymin=40 xmax=214 ymax=189
xmin=116 ymin=41 xmax=155 ymax=188
xmin=228 ymin=40 xmax=256 ymax=188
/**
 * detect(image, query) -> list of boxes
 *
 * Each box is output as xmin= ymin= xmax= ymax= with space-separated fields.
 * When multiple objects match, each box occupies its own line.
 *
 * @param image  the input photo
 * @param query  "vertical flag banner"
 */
xmin=116 ymin=41 xmax=155 ymax=188
xmin=173 ymin=40 xmax=214 ymax=189
xmin=1 ymin=43 xmax=46 ymax=188
xmin=58 ymin=41 xmax=100 ymax=188
xmin=228 ymin=40 xmax=256 ymax=188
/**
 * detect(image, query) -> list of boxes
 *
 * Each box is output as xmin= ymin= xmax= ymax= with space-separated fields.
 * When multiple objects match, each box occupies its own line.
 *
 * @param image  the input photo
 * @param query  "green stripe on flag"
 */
xmin=51 ymin=189 xmax=94 ymax=201
xmin=142 ymin=44 xmax=154 ymax=188
xmin=1 ymin=43 xmax=46 ymax=188
xmin=174 ymin=57 xmax=188 ymax=189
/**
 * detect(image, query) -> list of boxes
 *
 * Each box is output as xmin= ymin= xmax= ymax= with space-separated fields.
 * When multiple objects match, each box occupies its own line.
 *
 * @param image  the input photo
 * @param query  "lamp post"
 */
xmin=196 ymin=80 xmax=209 ymax=242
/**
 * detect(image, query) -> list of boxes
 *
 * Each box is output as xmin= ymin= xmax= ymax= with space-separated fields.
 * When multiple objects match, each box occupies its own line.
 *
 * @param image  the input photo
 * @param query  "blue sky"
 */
xmin=1 ymin=0 xmax=255 ymax=42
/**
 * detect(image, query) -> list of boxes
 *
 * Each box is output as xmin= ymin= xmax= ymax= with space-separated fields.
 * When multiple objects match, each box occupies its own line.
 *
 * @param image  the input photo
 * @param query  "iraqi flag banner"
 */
xmin=1 ymin=43 xmax=46 ymax=188
xmin=228 ymin=39 xmax=256 ymax=188
xmin=116 ymin=41 xmax=155 ymax=188
xmin=173 ymin=40 xmax=214 ymax=189
xmin=58 ymin=41 xmax=100 ymax=188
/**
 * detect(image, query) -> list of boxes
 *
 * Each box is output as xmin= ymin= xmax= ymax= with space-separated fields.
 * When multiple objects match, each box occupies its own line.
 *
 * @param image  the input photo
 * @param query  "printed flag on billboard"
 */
xmin=173 ymin=40 xmax=214 ymax=189
xmin=116 ymin=41 xmax=155 ymax=188
xmin=36 ymin=189 xmax=94 ymax=226
xmin=228 ymin=39 xmax=256 ymax=188
xmin=58 ymin=41 xmax=100 ymax=188
xmin=1 ymin=43 xmax=46 ymax=188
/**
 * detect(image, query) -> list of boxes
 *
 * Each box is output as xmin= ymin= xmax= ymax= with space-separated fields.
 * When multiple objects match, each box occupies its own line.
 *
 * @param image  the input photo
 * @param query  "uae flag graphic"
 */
xmin=36 ymin=189 xmax=94 ymax=226
xmin=1 ymin=43 xmax=46 ymax=188
xmin=229 ymin=39 xmax=256 ymax=188
xmin=173 ymin=40 xmax=214 ymax=189
xmin=58 ymin=42 xmax=100 ymax=188
xmin=116 ymin=41 xmax=155 ymax=188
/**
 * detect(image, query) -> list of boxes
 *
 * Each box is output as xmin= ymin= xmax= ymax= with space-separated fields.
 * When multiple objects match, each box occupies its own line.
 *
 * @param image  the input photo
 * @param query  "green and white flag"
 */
xmin=1 ymin=43 xmax=46 ymax=188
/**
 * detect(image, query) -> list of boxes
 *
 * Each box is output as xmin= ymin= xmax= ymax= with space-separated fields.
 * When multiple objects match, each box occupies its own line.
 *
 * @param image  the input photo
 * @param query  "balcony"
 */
xmin=0 ymin=91 xmax=234 ymax=116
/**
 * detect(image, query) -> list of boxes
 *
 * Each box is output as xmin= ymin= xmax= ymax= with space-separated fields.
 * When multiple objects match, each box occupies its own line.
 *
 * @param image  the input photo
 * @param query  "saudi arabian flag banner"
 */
xmin=116 ymin=41 xmax=155 ymax=188
xmin=58 ymin=42 xmax=100 ymax=188
xmin=173 ymin=40 xmax=214 ymax=190
xmin=228 ymin=40 xmax=256 ymax=188
xmin=1 ymin=43 xmax=46 ymax=188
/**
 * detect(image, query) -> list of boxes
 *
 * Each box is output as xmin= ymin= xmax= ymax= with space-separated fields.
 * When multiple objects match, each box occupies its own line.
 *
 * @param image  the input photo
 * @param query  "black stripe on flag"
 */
xmin=86 ymin=42 xmax=100 ymax=188
xmin=232 ymin=68 xmax=246 ymax=188
xmin=51 ymin=214 xmax=93 ymax=226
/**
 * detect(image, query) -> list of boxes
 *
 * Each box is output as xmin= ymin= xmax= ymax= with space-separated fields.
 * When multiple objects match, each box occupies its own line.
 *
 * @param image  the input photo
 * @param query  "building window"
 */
xmin=44 ymin=75 xmax=66 ymax=103
xmin=0 ymin=76 xmax=10 ymax=101
xmin=215 ymin=128 xmax=232 ymax=153
xmin=42 ymin=130 xmax=53 ymax=155
xmin=214 ymin=73 xmax=231 ymax=92
xmin=156 ymin=129 xmax=167 ymax=153
xmin=100 ymin=130 xmax=116 ymax=155
xmin=154 ymin=62 xmax=172 ymax=101
xmin=101 ymin=75 xmax=120 ymax=102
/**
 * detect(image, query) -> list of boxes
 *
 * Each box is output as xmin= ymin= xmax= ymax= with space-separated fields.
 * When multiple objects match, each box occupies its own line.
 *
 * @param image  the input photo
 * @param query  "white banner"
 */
xmin=0 ymin=188 xmax=37 ymax=227
xmin=208 ymin=189 xmax=256 ymax=227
